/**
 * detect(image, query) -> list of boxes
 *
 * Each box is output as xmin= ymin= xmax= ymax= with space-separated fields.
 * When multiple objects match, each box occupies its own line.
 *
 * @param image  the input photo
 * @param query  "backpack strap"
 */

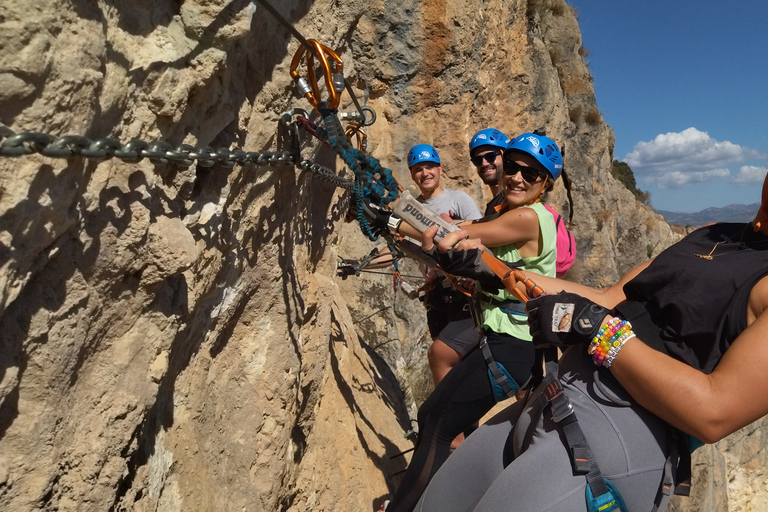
xmin=553 ymin=212 xmax=575 ymax=255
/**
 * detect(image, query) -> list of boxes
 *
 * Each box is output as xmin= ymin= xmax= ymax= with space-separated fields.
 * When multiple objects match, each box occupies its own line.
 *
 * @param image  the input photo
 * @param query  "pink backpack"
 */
xmin=543 ymin=204 xmax=576 ymax=277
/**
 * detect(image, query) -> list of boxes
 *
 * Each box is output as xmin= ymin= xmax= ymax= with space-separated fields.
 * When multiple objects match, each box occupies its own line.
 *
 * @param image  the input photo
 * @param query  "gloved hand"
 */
xmin=336 ymin=259 xmax=360 ymax=279
xmin=425 ymin=246 xmax=523 ymax=294
xmin=525 ymin=292 xmax=610 ymax=348
xmin=361 ymin=202 xmax=398 ymax=238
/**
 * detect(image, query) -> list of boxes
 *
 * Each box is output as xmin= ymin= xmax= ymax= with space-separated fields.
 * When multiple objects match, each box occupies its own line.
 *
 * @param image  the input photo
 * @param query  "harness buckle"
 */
xmin=544 ymin=378 xmax=574 ymax=423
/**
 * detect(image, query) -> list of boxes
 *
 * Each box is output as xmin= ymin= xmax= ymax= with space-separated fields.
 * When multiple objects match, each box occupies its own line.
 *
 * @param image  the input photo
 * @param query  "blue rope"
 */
xmin=317 ymin=102 xmax=399 ymax=241
xmin=387 ymin=240 xmax=400 ymax=273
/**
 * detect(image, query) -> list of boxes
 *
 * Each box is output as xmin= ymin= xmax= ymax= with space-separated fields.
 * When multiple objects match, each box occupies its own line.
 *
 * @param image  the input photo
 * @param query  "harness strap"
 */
xmin=469 ymin=294 xmax=521 ymax=402
xmin=674 ymin=436 xmax=692 ymax=496
xmin=480 ymin=296 xmax=527 ymax=315
xmin=479 ymin=336 xmax=519 ymax=400
xmin=537 ymin=352 xmax=628 ymax=510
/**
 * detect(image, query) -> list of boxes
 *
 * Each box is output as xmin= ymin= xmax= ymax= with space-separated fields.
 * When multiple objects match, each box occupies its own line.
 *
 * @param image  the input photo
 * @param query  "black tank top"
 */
xmin=622 ymin=223 xmax=768 ymax=373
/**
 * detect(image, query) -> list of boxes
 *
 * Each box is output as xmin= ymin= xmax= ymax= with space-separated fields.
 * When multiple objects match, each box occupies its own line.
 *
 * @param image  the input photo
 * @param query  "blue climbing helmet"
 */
xmin=407 ymin=144 xmax=440 ymax=168
xmin=507 ymin=133 xmax=563 ymax=181
xmin=469 ymin=128 xmax=509 ymax=155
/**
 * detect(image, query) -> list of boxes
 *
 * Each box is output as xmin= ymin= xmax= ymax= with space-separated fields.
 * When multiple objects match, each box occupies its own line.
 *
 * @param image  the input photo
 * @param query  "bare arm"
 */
xmin=399 ymin=207 xmax=540 ymax=253
xmin=459 ymin=208 xmax=540 ymax=248
xmin=518 ymin=259 xmax=653 ymax=309
xmin=610 ymin=275 xmax=768 ymax=443
xmin=365 ymin=246 xmax=395 ymax=269
xmin=420 ymin=227 xmax=652 ymax=307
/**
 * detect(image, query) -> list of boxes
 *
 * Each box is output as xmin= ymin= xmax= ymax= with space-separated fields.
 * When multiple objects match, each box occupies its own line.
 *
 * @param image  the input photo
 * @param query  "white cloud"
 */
xmin=623 ymin=127 xmax=764 ymax=189
xmin=655 ymin=168 xmax=731 ymax=188
xmin=732 ymin=165 xmax=768 ymax=185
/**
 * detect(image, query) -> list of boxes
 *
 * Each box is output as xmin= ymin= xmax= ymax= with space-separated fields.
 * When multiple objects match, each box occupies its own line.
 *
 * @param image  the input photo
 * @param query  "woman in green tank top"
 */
xmin=385 ymin=133 xmax=564 ymax=512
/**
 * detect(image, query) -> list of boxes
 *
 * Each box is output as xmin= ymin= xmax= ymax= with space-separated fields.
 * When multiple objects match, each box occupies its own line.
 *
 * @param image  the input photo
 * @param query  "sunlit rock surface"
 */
xmin=0 ymin=0 xmax=760 ymax=510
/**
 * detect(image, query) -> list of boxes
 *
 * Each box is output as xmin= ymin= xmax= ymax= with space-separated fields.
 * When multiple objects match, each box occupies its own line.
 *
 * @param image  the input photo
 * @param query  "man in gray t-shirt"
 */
xmin=342 ymin=144 xmax=482 ymax=390
xmin=407 ymin=143 xmax=482 ymax=222
xmin=420 ymin=188 xmax=482 ymax=222
xmin=339 ymin=144 xmax=482 ymax=448
xmin=404 ymin=144 xmax=481 ymax=388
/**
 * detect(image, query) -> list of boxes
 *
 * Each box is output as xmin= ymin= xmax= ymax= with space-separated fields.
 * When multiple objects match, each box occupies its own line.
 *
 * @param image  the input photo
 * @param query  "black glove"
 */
xmin=525 ymin=292 xmax=610 ymax=349
xmin=425 ymin=246 xmax=523 ymax=294
xmin=361 ymin=202 xmax=398 ymax=238
xmin=336 ymin=259 xmax=360 ymax=279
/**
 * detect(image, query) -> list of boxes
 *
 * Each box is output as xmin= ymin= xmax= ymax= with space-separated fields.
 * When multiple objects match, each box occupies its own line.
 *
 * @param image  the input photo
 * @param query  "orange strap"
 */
xmin=391 ymin=236 xmax=541 ymax=302
xmin=478 ymin=251 xmax=543 ymax=303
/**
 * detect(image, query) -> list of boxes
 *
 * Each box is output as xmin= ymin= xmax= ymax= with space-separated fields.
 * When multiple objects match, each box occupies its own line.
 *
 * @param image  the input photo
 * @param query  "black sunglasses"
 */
xmin=503 ymin=161 xmax=544 ymax=183
xmin=470 ymin=151 xmax=501 ymax=167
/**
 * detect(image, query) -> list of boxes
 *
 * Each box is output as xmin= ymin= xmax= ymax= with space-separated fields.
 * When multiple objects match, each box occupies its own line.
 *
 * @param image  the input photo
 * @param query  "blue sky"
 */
xmin=566 ymin=0 xmax=768 ymax=212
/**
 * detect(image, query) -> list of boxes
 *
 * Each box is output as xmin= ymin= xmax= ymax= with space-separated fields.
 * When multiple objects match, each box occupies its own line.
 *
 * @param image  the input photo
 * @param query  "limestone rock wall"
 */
xmin=0 ymin=0 xmax=763 ymax=511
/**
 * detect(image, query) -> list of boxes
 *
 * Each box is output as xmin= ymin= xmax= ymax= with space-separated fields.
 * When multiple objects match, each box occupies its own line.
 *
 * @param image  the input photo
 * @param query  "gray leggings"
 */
xmin=415 ymin=347 xmax=674 ymax=512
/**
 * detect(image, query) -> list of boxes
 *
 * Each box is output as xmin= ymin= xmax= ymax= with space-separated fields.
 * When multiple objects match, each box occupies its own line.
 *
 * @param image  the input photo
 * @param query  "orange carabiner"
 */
xmin=344 ymin=124 xmax=368 ymax=153
xmin=289 ymin=39 xmax=344 ymax=110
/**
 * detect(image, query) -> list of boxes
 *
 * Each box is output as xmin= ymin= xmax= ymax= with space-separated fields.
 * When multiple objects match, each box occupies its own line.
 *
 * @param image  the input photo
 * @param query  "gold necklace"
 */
xmin=694 ymin=241 xmax=726 ymax=260
xmin=694 ymin=225 xmax=768 ymax=260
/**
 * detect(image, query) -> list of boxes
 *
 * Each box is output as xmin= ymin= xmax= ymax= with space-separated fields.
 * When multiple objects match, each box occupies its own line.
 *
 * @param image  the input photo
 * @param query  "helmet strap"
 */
xmin=494 ymin=179 xmax=548 ymax=214
xmin=527 ymin=180 xmax=548 ymax=205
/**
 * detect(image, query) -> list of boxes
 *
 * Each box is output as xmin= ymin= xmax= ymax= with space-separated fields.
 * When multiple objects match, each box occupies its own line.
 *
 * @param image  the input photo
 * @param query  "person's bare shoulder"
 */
xmin=748 ymin=275 xmax=768 ymax=326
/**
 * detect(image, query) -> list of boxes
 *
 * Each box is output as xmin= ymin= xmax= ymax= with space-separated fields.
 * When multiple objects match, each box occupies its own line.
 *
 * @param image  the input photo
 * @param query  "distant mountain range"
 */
xmin=655 ymin=202 xmax=760 ymax=227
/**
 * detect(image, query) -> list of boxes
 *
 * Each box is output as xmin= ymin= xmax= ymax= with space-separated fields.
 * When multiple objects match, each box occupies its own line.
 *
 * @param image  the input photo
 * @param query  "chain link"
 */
xmin=0 ymin=127 xmax=295 ymax=168
xmin=297 ymin=159 xmax=355 ymax=189
xmin=0 ymin=125 xmax=359 ymax=193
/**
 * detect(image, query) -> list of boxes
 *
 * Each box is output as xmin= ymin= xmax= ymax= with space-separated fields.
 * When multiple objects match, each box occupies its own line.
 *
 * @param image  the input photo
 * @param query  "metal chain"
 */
xmin=0 ymin=124 xmax=357 ymax=191
xmin=0 ymin=126 xmax=294 ymax=168
xmin=297 ymin=159 xmax=354 ymax=189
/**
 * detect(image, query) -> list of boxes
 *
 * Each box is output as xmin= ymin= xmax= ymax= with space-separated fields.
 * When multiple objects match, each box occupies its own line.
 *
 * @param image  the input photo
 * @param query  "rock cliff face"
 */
xmin=0 ymin=0 xmax=764 ymax=511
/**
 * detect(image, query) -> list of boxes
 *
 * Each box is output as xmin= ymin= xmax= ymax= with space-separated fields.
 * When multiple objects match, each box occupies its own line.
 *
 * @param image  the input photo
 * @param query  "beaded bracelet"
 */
xmin=588 ymin=317 xmax=636 ymax=368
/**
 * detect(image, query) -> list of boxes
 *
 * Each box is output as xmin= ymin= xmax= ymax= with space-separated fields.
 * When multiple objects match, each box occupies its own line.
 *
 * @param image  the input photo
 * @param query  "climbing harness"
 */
xmin=532 ymin=349 xmax=629 ymax=512
xmin=529 ymin=300 xmax=694 ymax=512
xmin=467 ymin=293 xmax=519 ymax=402
xmin=466 ymin=277 xmax=542 ymax=402
xmin=611 ymin=301 xmax=694 ymax=510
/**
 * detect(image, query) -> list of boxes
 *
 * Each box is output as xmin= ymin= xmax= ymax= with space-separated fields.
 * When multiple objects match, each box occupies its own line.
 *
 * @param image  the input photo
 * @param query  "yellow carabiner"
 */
xmin=289 ymin=39 xmax=344 ymax=110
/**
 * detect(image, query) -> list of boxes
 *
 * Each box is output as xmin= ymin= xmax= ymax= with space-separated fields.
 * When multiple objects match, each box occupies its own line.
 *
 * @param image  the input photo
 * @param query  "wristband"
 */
xmin=387 ymin=214 xmax=402 ymax=235
xmin=588 ymin=316 xmax=635 ymax=368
